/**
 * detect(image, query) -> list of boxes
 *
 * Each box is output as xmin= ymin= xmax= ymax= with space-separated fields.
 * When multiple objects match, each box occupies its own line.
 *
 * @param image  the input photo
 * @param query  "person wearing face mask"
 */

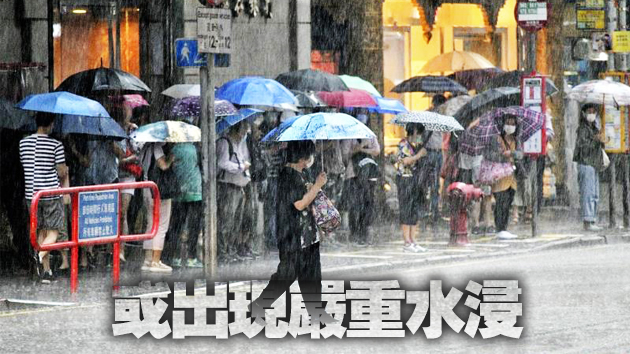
xmin=394 ymin=123 xmax=429 ymax=252
xmin=216 ymin=121 xmax=252 ymax=263
xmin=485 ymin=115 xmax=522 ymax=240
xmin=573 ymin=104 xmax=607 ymax=231
xmin=250 ymin=140 xmax=336 ymax=325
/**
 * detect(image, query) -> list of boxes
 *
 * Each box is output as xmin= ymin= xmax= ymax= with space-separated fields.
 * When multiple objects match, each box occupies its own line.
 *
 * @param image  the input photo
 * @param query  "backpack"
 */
xmin=147 ymin=150 xmax=179 ymax=200
xmin=246 ymin=134 xmax=267 ymax=182
xmin=352 ymin=152 xmax=379 ymax=182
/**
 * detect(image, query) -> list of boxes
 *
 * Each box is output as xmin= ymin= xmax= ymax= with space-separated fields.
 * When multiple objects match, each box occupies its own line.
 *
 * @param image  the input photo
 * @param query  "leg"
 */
xmin=253 ymin=248 xmax=298 ymax=313
xmin=578 ymin=164 xmax=598 ymax=223
xmin=493 ymin=190 xmax=513 ymax=232
xmin=186 ymin=201 xmax=203 ymax=261
xmin=151 ymin=199 xmax=172 ymax=263
xmin=119 ymin=193 xmax=132 ymax=261
xmin=296 ymin=243 xmax=329 ymax=320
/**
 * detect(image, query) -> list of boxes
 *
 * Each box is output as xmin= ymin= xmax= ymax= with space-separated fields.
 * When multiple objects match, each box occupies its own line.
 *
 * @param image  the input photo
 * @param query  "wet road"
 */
xmin=1 ymin=244 xmax=629 ymax=353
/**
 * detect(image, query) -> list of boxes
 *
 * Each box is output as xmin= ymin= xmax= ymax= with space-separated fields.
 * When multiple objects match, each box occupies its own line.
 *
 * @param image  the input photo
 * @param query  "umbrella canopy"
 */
xmin=261 ymin=112 xmax=376 ymax=142
xmin=216 ymin=76 xmax=298 ymax=107
xmin=460 ymin=106 xmax=545 ymax=156
xmin=453 ymin=87 xmax=520 ymax=128
xmin=447 ymin=68 xmax=504 ymax=91
xmin=391 ymin=76 xmax=468 ymax=94
xmin=436 ymin=95 xmax=473 ymax=116
xmin=55 ymin=67 xmax=151 ymax=95
xmin=338 ymin=75 xmax=381 ymax=97
xmin=368 ymin=96 xmax=408 ymax=115
xmin=420 ymin=51 xmax=496 ymax=73
xmin=316 ymin=89 xmax=378 ymax=108
xmin=131 ymin=120 xmax=201 ymax=143
xmin=16 ymin=91 xmax=111 ymax=117
xmin=109 ymin=94 xmax=149 ymax=109
xmin=480 ymin=70 xmax=559 ymax=96
xmin=568 ymin=78 xmax=630 ymax=106
xmin=390 ymin=111 xmax=464 ymax=132
xmin=216 ymin=108 xmax=263 ymax=135
xmin=52 ymin=115 xmax=127 ymax=140
xmin=169 ymin=96 xmax=238 ymax=121
xmin=0 ymin=98 xmax=33 ymax=130
xmin=290 ymin=90 xmax=328 ymax=108
xmin=275 ymin=69 xmax=349 ymax=92
xmin=161 ymin=84 xmax=201 ymax=99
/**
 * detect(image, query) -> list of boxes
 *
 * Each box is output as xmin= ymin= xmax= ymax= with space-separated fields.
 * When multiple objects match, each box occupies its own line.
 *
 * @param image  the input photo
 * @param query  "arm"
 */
xmin=217 ymin=139 xmax=245 ymax=174
xmin=294 ymin=172 xmax=327 ymax=211
xmin=360 ymin=138 xmax=381 ymax=157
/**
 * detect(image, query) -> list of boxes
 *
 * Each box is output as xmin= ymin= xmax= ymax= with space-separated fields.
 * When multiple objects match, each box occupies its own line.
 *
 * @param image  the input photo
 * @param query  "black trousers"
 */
xmin=344 ymin=178 xmax=375 ymax=243
xmin=163 ymin=201 xmax=202 ymax=262
xmin=253 ymin=243 xmax=324 ymax=317
xmin=494 ymin=188 xmax=515 ymax=232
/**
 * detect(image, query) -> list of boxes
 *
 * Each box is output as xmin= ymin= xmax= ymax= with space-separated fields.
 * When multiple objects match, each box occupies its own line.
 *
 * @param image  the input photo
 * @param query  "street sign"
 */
xmin=613 ymin=31 xmax=630 ymax=53
xmin=175 ymin=38 xmax=208 ymax=67
xmin=521 ymin=76 xmax=547 ymax=156
xmin=197 ymin=7 xmax=232 ymax=54
xmin=576 ymin=0 xmax=606 ymax=30
xmin=515 ymin=0 xmax=549 ymax=32
xmin=78 ymin=190 xmax=119 ymax=243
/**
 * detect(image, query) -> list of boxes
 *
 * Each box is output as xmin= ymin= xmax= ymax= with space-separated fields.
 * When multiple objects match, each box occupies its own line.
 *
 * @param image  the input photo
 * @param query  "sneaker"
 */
xmin=148 ymin=261 xmax=172 ymax=273
xmin=411 ymin=243 xmax=427 ymax=252
xmin=32 ymin=251 xmax=44 ymax=277
xmin=471 ymin=226 xmax=483 ymax=236
xmin=485 ymin=226 xmax=496 ymax=235
xmin=140 ymin=260 xmax=151 ymax=271
xmin=172 ymin=258 xmax=182 ymax=268
xmin=403 ymin=244 xmax=416 ymax=253
xmin=186 ymin=258 xmax=204 ymax=268
xmin=41 ymin=270 xmax=54 ymax=284
xmin=497 ymin=231 xmax=518 ymax=240
xmin=584 ymin=222 xmax=603 ymax=232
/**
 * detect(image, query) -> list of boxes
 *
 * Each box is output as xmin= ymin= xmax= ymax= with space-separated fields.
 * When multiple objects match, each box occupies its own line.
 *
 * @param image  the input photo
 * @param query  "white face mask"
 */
xmin=504 ymin=125 xmax=516 ymax=135
xmin=305 ymin=155 xmax=315 ymax=169
xmin=586 ymin=113 xmax=597 ymax=123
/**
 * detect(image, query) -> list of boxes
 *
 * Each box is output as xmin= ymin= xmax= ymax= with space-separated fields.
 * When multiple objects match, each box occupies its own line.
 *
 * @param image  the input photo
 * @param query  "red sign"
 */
xmin=515 ymin=0 xmax=549 ymax=32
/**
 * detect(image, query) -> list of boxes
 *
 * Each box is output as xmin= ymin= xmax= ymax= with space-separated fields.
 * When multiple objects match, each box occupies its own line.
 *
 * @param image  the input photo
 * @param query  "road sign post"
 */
xmin=197 ymin=6 xmax=231 ymax=279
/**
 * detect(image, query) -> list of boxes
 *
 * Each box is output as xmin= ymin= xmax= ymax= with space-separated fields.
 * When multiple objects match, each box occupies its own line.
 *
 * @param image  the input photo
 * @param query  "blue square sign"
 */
xmin=78 ymin=190 xmax=119 ymax=243
xmin=175 ymin=38 xmax=208 ymax=67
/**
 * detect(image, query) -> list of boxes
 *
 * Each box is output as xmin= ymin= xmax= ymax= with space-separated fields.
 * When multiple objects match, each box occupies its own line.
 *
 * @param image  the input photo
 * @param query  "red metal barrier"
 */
xmin=29 ymin=181 xmax=161 ymax=294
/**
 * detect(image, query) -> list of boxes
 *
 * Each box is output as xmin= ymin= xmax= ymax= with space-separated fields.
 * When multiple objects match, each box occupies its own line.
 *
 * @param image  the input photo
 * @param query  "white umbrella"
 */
xmin=161 ymin=84 xmax=200 ymax=99
xmin=390 ymin=111 xmax=464 ymax=132
xmin=420 ymin=51 xmax=495 ymax=73
xmin=568 ymin=77 xmax=630 ymax=106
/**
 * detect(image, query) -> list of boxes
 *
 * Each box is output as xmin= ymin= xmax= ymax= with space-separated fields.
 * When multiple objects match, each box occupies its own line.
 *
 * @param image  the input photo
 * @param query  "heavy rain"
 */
xmin=1 ymin=0 xmax=630 ymax=353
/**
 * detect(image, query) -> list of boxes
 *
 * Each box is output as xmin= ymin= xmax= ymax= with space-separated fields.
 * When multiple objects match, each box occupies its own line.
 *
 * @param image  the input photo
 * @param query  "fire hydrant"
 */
xmin=447 ymin=182 xmax=483 ymax=246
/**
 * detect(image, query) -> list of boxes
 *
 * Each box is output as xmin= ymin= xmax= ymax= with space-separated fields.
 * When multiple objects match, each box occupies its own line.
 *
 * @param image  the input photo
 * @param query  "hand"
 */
xmin=315 ymin=172 xmax=328 ymax=188
xmin=243 ymin=161 xmax=251 ymax=170
xmin=503 ymin=150 xmax=512 ymax=158
xmin=125 ymin=154 xmax=139 ymax=163
xmin=416 ymin=148 xmax=428 ymax=158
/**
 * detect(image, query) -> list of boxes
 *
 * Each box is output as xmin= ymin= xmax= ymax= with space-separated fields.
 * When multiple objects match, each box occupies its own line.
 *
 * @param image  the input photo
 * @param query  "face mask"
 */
xmin=504 ymin=125 xmax=516 ymax=135
xmin=305 ymin=155 xmax=315 ymax=169
xmin=587 ymin=113 xmax=597 ymax=123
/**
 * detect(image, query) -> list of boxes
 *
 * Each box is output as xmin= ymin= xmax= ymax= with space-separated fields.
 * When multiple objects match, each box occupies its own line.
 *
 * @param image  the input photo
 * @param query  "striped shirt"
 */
xmin=20 ymin=134 xmax=65 ymax=200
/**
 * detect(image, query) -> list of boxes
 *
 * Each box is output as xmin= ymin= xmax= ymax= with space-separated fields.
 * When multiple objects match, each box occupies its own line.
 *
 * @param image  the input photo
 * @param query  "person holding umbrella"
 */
xmin=573 ymin=104 xmax=607 ymax=231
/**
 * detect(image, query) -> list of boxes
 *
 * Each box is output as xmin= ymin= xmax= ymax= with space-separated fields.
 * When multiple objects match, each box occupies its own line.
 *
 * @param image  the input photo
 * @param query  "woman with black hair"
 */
xmin=573 ymin=104 xmax=607 ymax=231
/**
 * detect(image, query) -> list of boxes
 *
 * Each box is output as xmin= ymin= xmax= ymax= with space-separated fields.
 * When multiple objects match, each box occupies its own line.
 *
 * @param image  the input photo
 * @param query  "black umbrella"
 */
xmin=275 ymin=69 xmax=349 ymax=92
xmin=453 ymin=87 xmax=520 ymax=128
xmin=391 ymin=75 xmax=468 ymax=94
xmin=0 ymin=98 xmax=33 ymax=130
xmin=290 ymin=90 xmax=328 ymax=108
xmin=480 ymin=70 xmax=558 ymax=96
xmin=447 ymin=68 xmax=504 ymax=91
xmin=55 ymin=67 xmax=151 ymax=96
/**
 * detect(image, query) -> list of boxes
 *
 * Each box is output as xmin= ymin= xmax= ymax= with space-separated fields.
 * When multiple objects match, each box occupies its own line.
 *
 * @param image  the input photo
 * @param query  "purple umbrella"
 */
xmin=169 ymin=96 xmax=238 ymax=121
xmin=459 ymin=106 xmax=544 ymax=156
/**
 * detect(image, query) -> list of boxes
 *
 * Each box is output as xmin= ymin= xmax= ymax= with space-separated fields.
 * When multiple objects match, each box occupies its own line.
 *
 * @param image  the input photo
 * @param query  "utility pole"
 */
xmin=619 ymin=0 xmax=630 ymax=228
xmin=607 ymin=0 xmax=618 ymax=229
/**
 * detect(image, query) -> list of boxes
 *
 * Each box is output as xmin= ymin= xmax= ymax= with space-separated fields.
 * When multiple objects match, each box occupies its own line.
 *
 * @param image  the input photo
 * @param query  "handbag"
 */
xmin=311 ymin=190 xmax=341 ymax=233
xmin=476 ymin=159 xmax=515 ymax=185
xmin=120 ymin=146 xmax=142 ymax=178
xmin=148 ymin=155 xmax=179 ymax=199
xmin=440 ymin=152 xmax=459 ymax=181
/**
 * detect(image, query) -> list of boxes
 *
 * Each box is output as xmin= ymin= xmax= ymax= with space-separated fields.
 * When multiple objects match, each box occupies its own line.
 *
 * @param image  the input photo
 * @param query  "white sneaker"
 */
xmin=141 ymin=260 xmax=151 ymax=271
xmin=403 ymin=244 xmax=416 ymax=253
xmin=148 ymin=261 xmax=172 ymax=273
xmin=412 ymin=243 xmax=427 ymax=252
xmin=497 ymin=231 xmax=518 ymax=240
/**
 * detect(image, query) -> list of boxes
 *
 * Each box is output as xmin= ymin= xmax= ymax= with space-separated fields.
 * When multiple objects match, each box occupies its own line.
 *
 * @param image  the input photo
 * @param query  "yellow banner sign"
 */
xmin=613 ymin=31 xmax=630 ymax=53
xmin=576 ymin=9 xmax=605 ymax=30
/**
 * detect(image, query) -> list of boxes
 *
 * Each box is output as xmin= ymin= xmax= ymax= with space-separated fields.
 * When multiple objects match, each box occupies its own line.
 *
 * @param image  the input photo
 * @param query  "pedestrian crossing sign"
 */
xmin=175 ymin=38 xmax=208 ymax=67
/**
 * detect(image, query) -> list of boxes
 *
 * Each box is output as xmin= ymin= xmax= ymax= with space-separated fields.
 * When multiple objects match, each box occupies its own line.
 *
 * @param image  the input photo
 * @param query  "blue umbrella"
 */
xmin=216 ymin=77 xmax=298 ymax=107
xmin=368 ymin=96 xmax=408 ymax=115
xmin=53 ymin=115 xmax=127 ymax=140
xmin=216 ymin=108 xmax=263 ymax=135
xmin=16 ymin=91 xmax=111 ymax=118
xmin=261 ymin=112 xmax=376 ymax=142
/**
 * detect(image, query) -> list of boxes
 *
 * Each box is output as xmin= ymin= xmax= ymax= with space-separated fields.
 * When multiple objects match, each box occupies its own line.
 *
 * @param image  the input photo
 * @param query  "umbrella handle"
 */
xmin=320 ymin=141 xmax=325 ymax=174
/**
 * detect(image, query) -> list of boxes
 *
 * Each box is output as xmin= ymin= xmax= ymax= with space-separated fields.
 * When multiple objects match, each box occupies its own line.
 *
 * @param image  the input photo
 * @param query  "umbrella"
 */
xmin=275 ymin=69 xmax=349 ymax=92
xmin=436 ymin=95 xmax=472 ymax=116
xmin=447 ymin=68 xmax=504 ymax=91
xmin=459 ymin=106 xmax=545 ymax=156
xmin=121 ymin=94 xmax=149 ymax=108
xmin=453 ymin=87 xmax=520 ymax=128
xmin=368 ymin=96 xmax=408 ymax=115
xmin=338 ymin=75 xmax=381 ymax=96
xmin=391 ymin=76 xmax=468 ymax=94
xmin=480 ymin=70 xmax=559 ymax=96
xmin=290 ymin=90 xmax=328 ymax=108
xmin=261 ymin=112 xmax=376 ymax=142
xmin=216 ymin=76 xmax=298 ymax=107
xmin=16 ymin=91 xmax=111 ymax=118
xmin=169 ymin=96 xmax=238 ymax=121
xmin=390 ymin=111 xmax=464 ymax=132
xmin=316 ymin=89 xmax=378 ymax=108
xmin=568 ymin=77 xmax=630 ymax=106
xmin=52 ymin=115 xmax=127 ymax=140
xmin=161 ymin=84 xmax=201 ymax=99
xmin=130 ymin=120 xmax=201 ymax=143
xmin=420 ymin=51 xmax=496 ymax=73
xmin=216 ymin=108 xmax=263 ymax=135
xmin=0 ymin=98 xmax=33 ymax=130
xmin=55 ymin=67 xmax=151 ymax=95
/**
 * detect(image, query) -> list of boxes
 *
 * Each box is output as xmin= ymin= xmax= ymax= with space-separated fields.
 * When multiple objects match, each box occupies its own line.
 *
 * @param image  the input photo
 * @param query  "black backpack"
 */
xmin=147 ymin=151 xmax=179 ymax=200
xmin=352 ymin=152 xmax=379 ymax=182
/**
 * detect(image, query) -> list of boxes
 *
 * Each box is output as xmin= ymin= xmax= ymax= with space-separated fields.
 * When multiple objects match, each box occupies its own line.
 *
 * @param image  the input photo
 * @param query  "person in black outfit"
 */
xmin=251 ymin=140 xmax=335 ymax=324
